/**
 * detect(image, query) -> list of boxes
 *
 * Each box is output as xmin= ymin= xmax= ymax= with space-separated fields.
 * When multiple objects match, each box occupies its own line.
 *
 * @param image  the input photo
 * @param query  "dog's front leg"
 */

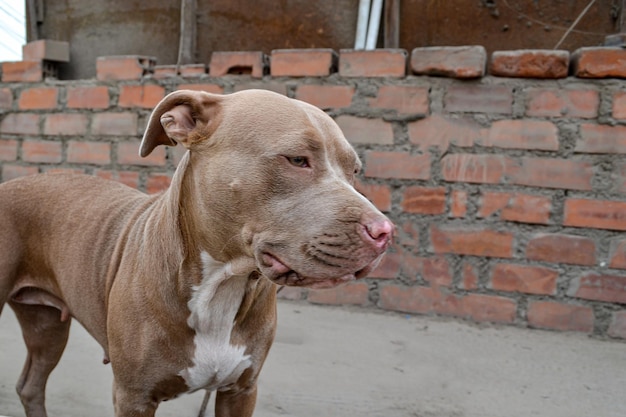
xmin=214 ymin=385 xmax=258 ymax=417
xmin=112 ymin=381 xmax=157 ymax=417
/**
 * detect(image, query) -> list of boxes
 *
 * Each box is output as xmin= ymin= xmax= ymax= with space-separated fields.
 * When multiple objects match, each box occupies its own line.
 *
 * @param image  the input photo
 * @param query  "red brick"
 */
xmin=609 ymin=239 xmax=626 ymax=269
xmin=1 ymin=61 xmax=43 ymax=82
xmin=368 ymin=86 xmax=429 ymax=114
xmin=0 ymin=113 xmax=40 ymax=135
xmin=576 ymin=124 xmax=626 ymax=154
xmin=368 ymin=251 xmax=401 ymax=279
xmin=94 ymin=170 xmax=140 ymax=189
xmin=573 ymin=47 xmax=626 ymax=78
xmin=18 ymin=87 xmax=58 ymax=110
xmin=462 ymin=294 xmax=517 ymax=323
xmin=0 ymin=88 xmax=12 ymax=109
xmin=92 ymin=113 xmax=138 ymax=136
xmin=445 ymin=85 xmax=513 ymax=114
xmin=613 ymin=91 xmax=626 ymax=120
xmin=67 ymin=86 xmax=110 ymax=109
xmin=209 ymin=51 xmax=266 ymax=78
xmin=441 ymin=154 xmax=511 ymax=185
xmin=118 ymin=141 xmax=166 ymax=167
xmin=146 ymin=173 xmax=172 ymax=193
xmin=176 ymin=84 xmax=224 ymax=94
xmin=430 ymin=225 xmax=514 ymax=258
xmin=527 ymin=301 xmax=593 ymax=332
xmin=481 ymin=120 xmax=558 ymax=151
xmin=478 ymin=192 xmax=510 ymax=218
xmin=153 ymin=65 xmax=178 ymax=79
xmin=43 ymin=167 xmax=86 ymax=175
xmin=22 ymin=140 xmax=62 ymax=163
xmin=449 ymin=190 xmax=468 ymax=218
xmin=408 ymin=114 xmax=481 ymax=152
xmin=510 ymin=158 xmax=593 ymax=191
xmin=335 ymin=116 xmax=394 ymax=145
xmin=459 ymin=289 xmax=493 ymax=316
xmin=295 ymin=85 xmax=354 ymax=109
xmin=43 ymin=114 xmax=89 ymax=136
xmin=378 ymin=285 xmax=441 ymax=314
xmin=419 ymin=256 xmax=453 ymax=287
xmin=355 ymin=181 xmax=392 ymax=212
xmin=478 ymin=191 xmax=551 ymax=225
xmin=2 ymin=164 xmax=38 ymax=181
xmin=373 ymin=247 xmax=449 ymax=284
xmin=339 ymin=49 xmax=407 ymax=77
xmin=526 ymin=88 xmax=599 ymax=118
xmin=379 ymin=285 xmax=463 ymax=316
xmin=573 ymin=272 xmax=626 ymax=303
xmin=364 ymin=151 xmax=430 ymax=180
xmin=410 ymin=46 xmax=486 ymax=78
xmin=526 ymin=233 xmax=596 ymax=266
xmin=490 ymin=50 xmax=569 ymax=78
xmin=460 ymin=261 xmax=479 ymax=290
xmin=379 ymin=285 xmax=516 ymax=323
xmin=180 ymin=64 xmax=206 ymax=77
xmin=307 ymin=282 xmax=369 ymax=306
xmin=22 ymin=39 xmax=69 ymax=62
xmin=270 ymin=49 xmax=337 ymax=77
xmin=499 ymin=193 xmax=552 ymax=225
xmin=397 ymin=221 xmax=420 ymax=248
xmin=401 ymin=186 xmax=446 ymax=214
xmin=385 ymin=248 xmax=420 ymax=282
xmin=118 ymin=85 xmax=166 ymax=108
xmin=434 ymin=289 xmax=478 ymax=321
xmin=67 ymin=141 xmax=111 ymax=165
xmin=608 ymin=310 xmax=626 ymax=339
xmin=390 ymin=249 xmax=417 ymax=280
xmin=96 ymin=55 xmax=155 ymax=81
xmin=0 ymin=139 xmax=18 ymax=161
xmin=564 ymin=198 xmax=626 ymax=231
xmin=490 ymin=263 xmax=558 ymax=295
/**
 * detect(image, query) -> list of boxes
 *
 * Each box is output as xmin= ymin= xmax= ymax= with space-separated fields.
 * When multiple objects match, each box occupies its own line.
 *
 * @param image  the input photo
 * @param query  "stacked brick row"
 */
xmin=3 ymin=45 xmax=626 ymax=82
xmin=1 ymin=45 xmax=626 ymax=338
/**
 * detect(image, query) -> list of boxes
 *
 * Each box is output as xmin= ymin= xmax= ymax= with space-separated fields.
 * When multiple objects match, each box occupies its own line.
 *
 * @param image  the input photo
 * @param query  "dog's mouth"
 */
xmin=258 ymin=252 xmax=380 ymax=289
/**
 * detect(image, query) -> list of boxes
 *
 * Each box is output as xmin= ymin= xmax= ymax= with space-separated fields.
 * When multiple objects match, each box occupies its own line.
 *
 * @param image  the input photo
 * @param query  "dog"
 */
xmin=0 ymin=89 xmax=393 ymax=417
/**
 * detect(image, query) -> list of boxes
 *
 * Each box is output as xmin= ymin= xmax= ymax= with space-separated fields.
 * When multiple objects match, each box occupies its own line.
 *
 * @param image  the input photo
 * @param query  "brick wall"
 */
xmin=1 ymin=46 xmax=626 ymax=339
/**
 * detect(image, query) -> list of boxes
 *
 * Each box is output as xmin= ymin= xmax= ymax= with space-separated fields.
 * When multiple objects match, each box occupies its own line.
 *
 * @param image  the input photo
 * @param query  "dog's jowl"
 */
xmin=0 ymin=89 xmax=393 ymax=417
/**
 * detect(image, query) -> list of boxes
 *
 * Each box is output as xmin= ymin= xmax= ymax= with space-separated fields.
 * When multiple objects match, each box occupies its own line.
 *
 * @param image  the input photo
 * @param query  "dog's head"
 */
xmin=141 ymin=89 xmax=393 ymax=289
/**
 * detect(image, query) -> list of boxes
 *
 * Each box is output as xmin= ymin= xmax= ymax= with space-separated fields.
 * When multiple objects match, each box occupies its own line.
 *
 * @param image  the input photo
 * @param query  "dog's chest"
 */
xmin=179 ymin=253 xmax=251 ymax=392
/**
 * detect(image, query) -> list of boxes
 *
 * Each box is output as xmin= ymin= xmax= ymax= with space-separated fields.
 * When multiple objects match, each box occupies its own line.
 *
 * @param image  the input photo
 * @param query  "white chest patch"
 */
xmin=179 ymin=252 xmax=252 ymax=392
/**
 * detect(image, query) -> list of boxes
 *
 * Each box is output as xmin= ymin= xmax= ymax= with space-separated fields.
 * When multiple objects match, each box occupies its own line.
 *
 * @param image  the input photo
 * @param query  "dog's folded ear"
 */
xmin=140 ymin=90 xmax=223 ymax=157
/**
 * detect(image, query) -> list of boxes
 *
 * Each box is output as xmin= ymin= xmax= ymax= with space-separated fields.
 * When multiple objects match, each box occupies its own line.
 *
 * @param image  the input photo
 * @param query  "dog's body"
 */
xmin=0 ymin=89 xmax=392 ymax=417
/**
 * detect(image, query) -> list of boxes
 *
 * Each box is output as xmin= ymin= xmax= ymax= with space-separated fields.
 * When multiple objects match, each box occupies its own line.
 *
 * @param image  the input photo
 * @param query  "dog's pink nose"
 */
xmin=363 ymin=217 xmax=394 ymax=248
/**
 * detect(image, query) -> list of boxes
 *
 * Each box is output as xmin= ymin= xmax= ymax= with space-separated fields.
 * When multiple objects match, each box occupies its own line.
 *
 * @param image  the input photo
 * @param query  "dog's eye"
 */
xmin=287 ymin=156 xmax=310 ymax=168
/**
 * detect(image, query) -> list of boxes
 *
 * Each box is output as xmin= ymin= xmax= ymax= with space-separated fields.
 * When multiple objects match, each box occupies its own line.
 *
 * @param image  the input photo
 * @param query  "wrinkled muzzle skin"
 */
xmin=150 ymin=89 xmax=394 ymax=289
xmin=250 ymin=171 xmax=392 ymax=288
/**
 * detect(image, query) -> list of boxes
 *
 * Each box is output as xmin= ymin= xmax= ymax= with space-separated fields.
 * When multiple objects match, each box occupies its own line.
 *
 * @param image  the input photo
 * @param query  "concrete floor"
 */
xmin=1 ymin=300 xmax=625 ymax=417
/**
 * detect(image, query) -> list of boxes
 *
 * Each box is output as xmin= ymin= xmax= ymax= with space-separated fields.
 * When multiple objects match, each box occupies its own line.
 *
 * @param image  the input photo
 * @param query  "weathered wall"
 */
xmin=1 ymin=46 xmax=626 ymax=339
xmin=30 ymin=0 xmax=623 ymax=79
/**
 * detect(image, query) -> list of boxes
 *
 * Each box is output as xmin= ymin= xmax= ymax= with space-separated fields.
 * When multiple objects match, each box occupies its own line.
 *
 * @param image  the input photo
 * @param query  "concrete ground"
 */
xmin=1 ymin=300 xmax=625 ymax=417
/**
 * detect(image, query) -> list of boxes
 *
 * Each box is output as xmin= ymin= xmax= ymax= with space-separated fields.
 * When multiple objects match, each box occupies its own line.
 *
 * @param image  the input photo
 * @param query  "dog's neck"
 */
xmin=172 ymin=150 xmax=246 ymax=262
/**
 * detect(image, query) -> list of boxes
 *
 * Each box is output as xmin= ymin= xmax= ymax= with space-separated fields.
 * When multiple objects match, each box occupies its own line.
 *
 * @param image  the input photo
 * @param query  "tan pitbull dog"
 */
xmin=0 ymin=89 xmax=393 ymax=417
